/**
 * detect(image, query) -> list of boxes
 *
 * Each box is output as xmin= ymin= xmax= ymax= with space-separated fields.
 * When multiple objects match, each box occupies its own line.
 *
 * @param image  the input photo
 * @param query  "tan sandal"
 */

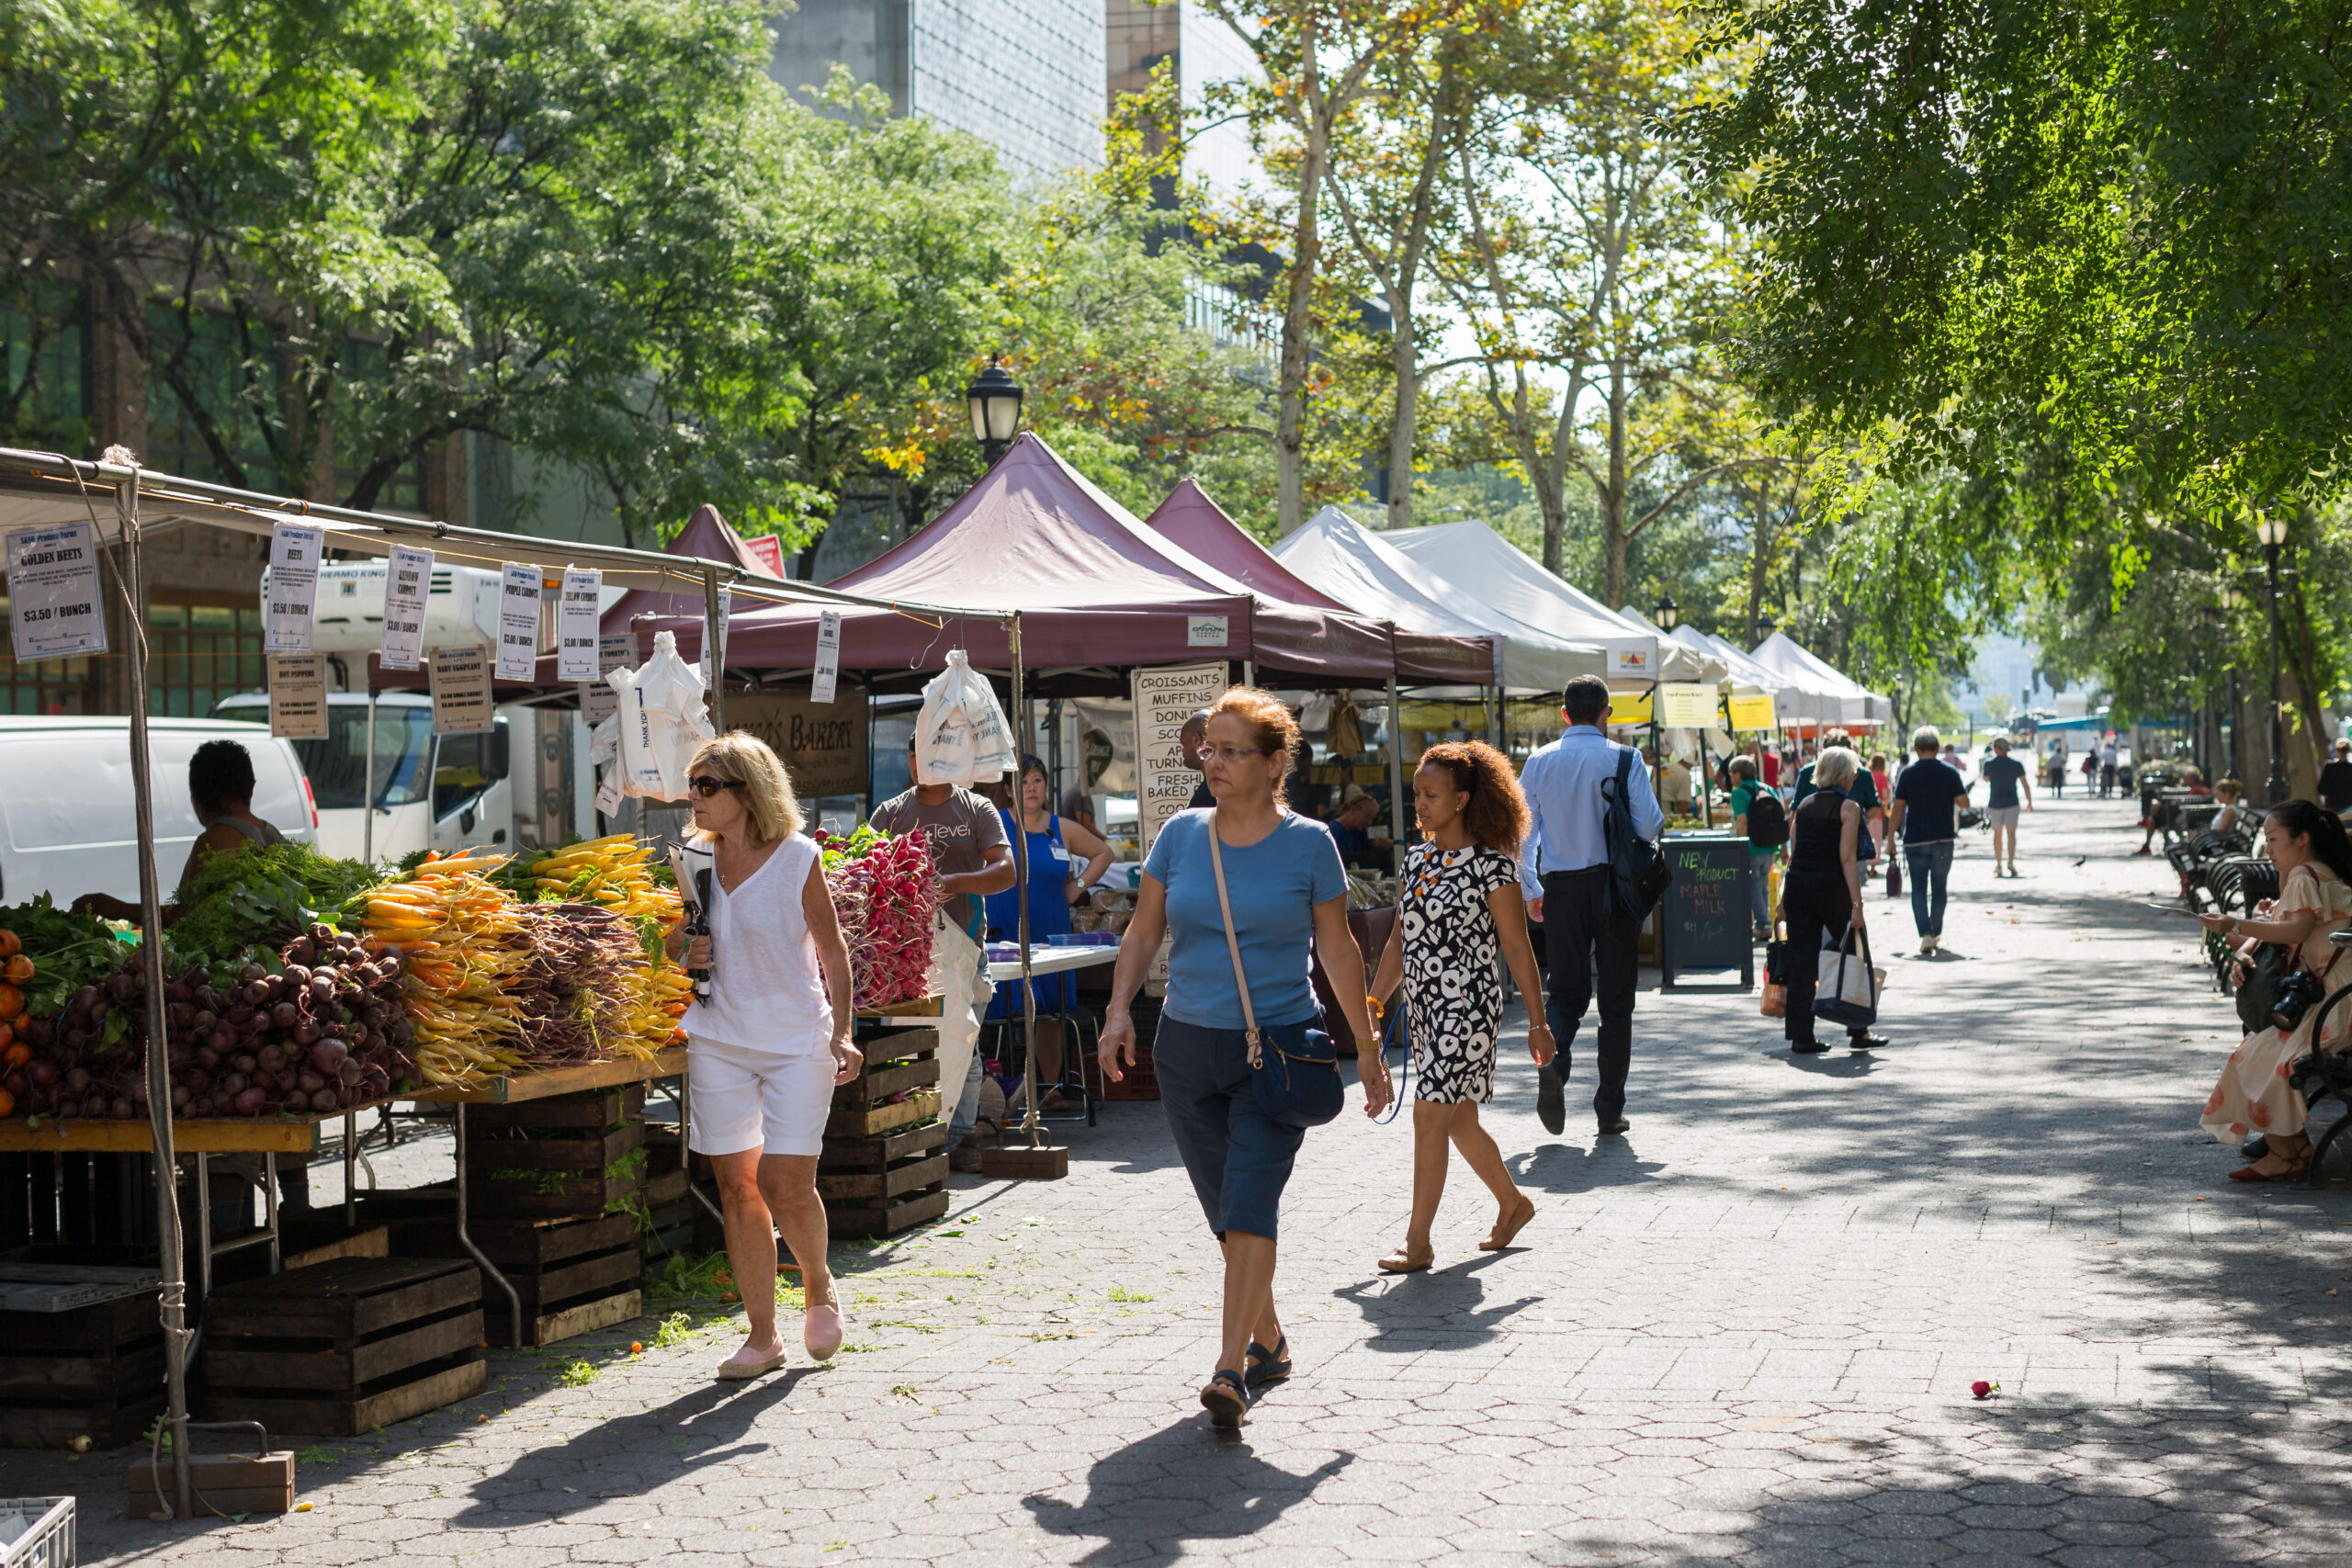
xmin=1479 ymin=1194 xmax=1537 ymax=1251
xmin=1377 ymin=1245 xmax=1434 ymax=1274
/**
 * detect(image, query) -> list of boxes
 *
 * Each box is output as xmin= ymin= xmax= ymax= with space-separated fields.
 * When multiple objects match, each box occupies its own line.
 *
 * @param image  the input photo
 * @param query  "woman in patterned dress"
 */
xmin=2197 ymin=799 xmax=2352 ymax=1179
xmin=1368 ymin=742 xmax=1554 ymax=1272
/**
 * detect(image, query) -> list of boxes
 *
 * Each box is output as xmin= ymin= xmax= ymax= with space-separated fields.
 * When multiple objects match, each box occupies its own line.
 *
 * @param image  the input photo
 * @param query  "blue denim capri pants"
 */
xmin=1153 ymin=1015 xmax=1306 ymax=1242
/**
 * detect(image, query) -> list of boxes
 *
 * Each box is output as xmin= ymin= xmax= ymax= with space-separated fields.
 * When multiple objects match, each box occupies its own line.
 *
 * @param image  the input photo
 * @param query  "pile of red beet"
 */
xmin=2 ymin=922 xmax=417 ymax=1122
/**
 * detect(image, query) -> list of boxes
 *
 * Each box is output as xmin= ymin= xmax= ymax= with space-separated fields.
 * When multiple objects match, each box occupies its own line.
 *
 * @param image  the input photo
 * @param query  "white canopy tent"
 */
xmin=1379 ymin=520 xmax=1704 ymax=688
xmin=1272 ymin=506 xmax=1602 ymax=694
xmin=1748 ymin=630 xmax=1893 ymax=729
xmin=1676 ymin=626 xmax=1804 ymax=700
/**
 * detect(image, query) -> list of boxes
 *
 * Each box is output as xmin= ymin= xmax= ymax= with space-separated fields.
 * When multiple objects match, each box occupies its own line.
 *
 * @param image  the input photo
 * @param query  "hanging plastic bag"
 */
xmin=914 ymin=649 xmax=1016 ymax=786
xmin=607 ymin=629 xmax=714 ymax=799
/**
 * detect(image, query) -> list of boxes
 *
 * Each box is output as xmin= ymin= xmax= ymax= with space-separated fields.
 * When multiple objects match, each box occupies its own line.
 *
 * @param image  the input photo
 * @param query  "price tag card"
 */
xmin=1657 ymin=682 xmax=1716 ymax=728
xmin=557 ymin=566 xmax=602 ymax=682
xmin=810 ymin=610 xmax=842 ymax=704
xmin=583 ymin=632 xmax=631 ymax=724
xmin=266 ymin=523 xmax=325 ymax=653
xmin=3 ymin=523 xmax=105 ymax=661
xmin=1725 ymin=693 xmax=1777 ymax=732
xmin=429 ymin=646 xmax=494 ymax=734
xmin=379 ymin=544 xmax=432 ymax=671
xmin=496 ymin=562 xmax=542 ymax=682
xmin=267 ymin=653 xmax=330 ymax=739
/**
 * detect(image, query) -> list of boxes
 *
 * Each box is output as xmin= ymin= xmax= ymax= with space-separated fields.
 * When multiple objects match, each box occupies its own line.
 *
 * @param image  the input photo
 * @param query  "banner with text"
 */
xmin=725 ymin=688 xmax=870 ymax=799
xmin=266 ymin=523 xmax=324 ymax=653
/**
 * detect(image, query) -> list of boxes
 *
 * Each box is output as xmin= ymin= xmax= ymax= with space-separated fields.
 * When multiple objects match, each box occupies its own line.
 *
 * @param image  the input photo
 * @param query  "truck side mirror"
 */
xmin=485 ymin=721 xmax=510 ymax=783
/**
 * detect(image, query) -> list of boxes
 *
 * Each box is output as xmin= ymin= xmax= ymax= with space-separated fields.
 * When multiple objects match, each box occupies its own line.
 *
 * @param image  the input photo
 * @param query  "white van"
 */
xmin=0 ymin=717 xmax=319 ymax=906
xmin=209 ymin=692 xmax=514 ymax=863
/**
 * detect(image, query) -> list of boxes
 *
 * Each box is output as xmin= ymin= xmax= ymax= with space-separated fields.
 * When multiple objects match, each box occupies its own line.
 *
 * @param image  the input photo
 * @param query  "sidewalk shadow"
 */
xmin=450 ymin=1368 xmax=816 ymax=1525
xmin=1331 ymin=1252 xmax=1535 ymax=1349
xmin=1512 ymin=1138 xmax=1667 ymax=1194
xmin=1025 ymin=1418 xmax=1352 ymax=1565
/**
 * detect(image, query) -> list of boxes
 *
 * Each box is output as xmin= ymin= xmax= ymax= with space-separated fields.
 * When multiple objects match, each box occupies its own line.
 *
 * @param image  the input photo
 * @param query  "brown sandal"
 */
xmin=1480 ymin=1195 xmax=1537 ymax=1251
xmin=1377 ymin=1245 xmax=1434 ymax=1274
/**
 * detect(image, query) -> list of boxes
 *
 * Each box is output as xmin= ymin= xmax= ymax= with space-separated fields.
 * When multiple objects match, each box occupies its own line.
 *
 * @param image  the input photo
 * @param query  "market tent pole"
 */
xmin=702 ymin=569 xmax=727 ymax=732
xmin=362 ymin=685 xmax=378 ymax=865
xmin=114 ymin=467 xmax=193 ymax=1517
xmin=1385 ymin=675 xmax=1406 ymax=875
xmin=1009 ymin=611 xmax=1040 ymax=1146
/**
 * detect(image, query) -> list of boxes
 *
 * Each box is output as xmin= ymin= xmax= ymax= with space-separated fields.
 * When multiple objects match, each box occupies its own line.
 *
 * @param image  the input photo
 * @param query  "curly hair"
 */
xmin=1416 ymin=740 xmax=1531 ymax=857
xmin=1207 ymin=686 xmax=1301 ymax=771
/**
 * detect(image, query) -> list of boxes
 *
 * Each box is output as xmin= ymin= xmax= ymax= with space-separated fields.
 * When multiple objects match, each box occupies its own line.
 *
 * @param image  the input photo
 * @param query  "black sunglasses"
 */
xmin=688 ymin=775 xmax=748 ymax=798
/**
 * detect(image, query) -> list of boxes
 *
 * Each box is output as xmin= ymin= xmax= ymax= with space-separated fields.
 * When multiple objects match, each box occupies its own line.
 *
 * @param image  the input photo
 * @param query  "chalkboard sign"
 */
xmin=1658 ymin=832 xmax=1754 ymax=991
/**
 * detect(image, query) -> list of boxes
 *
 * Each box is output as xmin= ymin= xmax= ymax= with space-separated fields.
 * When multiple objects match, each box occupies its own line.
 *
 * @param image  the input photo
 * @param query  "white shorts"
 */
xmin=686 ymin=1034 xmax=833 ymax=1157
xmin=1985 ymin=807 xmax=2021 ymax=829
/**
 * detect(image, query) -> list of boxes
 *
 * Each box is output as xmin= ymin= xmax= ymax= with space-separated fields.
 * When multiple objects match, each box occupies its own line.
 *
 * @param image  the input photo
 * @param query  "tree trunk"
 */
xmin=1275 ymin=28 xmax=1327 ymax=536
xmin=1601 ymin=364 xmax=1629 ymax=604
xmin=1745 ymin=484 xmax=1774 ymax=645
xmin=1385 ymin=311 xmax=1416 ymax=529
xmin=2284 ymin=571 xmax=2334 ymax=798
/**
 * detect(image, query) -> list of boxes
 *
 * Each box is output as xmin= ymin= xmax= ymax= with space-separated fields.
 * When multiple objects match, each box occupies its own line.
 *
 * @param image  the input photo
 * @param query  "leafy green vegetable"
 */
xmin=168 ymin=840 xmax=380 ymax=966
xmin=0 ymin=893 xmax=127 ymax=1016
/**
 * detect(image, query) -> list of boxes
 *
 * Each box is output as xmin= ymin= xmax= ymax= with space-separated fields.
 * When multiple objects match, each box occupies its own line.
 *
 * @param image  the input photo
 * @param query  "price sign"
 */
xmin=267 ymin=653 xmax=329 ymax=739
xmin=266 ymin=523 xmax=325 ymax=653
xmin=810 ymin=610 xmax=842 ymax=705
xmin=1725 ymin=693 xmax=1777 ymax=732
xmin=4 ymin=523 xmax=105 ymax=661
xmin=583 ymin=632 xmax=631 ymax=724
xmin=557 ymin=567 xmax=602 ymax=682
xmin=1657 ymin=682 xmax=1716 ymax=728
xmin=1133 ymin=660 xmax=1231 ymax=857
xmin=429 ymin=646 xmax=494 ymax=734
xmin=379 ymin=544 xmax=432 ymax=671
xmin=496 ymin=562 xmax=542 ymax=682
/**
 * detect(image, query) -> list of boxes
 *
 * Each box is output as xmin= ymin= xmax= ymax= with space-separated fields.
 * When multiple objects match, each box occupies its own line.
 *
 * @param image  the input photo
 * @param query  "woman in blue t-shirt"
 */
xmin=1099 ymin=688 xmax=1387 ymax=1427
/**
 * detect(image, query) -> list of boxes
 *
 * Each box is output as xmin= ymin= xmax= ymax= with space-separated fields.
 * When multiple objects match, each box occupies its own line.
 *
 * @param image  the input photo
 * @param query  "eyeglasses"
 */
xmin=688 ymin=775 xmax=748 ymax=798
xmin=1193 ymin=744 xmax=1270 ymax=765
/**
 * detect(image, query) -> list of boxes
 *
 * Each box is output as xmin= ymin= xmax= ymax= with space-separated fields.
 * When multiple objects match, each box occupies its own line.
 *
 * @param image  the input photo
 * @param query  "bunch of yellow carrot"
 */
xmin=359 ymin=864 xmax=530 ymax=1086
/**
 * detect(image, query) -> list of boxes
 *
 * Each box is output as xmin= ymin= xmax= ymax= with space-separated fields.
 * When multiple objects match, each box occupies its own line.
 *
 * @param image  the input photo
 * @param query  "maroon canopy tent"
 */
xmin=663 ymin=434 xmax=1397 ymax=690
xmin=1142 ymin=479 xmax=1494 ymax=686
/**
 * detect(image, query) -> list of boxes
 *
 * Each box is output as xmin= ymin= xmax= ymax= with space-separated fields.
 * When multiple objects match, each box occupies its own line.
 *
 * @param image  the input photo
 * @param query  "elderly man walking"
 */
xmin=1521 ymin=674 xmax=1663 ymax=1138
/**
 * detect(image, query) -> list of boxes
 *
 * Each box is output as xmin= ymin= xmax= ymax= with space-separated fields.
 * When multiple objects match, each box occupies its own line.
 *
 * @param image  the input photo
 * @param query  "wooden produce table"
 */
xmin=0 ymin=1101 xmax=397 ymax=1299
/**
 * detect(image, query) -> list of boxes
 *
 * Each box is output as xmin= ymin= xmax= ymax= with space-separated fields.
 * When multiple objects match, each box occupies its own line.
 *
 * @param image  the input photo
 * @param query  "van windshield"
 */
xmin=289 ymin=707 xmax=434 ymax=809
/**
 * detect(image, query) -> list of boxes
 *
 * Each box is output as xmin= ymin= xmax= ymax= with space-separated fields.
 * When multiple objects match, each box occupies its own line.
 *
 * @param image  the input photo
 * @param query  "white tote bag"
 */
xmin=914 ymin=649 xmax=1016 ymax=786
xmin=606 ymin=629 xmax=714 ymax=800
xmin=1813 ymin=924 xmax=1882 ymax=1027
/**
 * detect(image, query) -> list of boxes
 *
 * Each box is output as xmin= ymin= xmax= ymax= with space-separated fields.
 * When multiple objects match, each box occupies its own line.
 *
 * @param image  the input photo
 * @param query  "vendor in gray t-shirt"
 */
xmin=868 ymin=736 xmax=1014 ymax=1167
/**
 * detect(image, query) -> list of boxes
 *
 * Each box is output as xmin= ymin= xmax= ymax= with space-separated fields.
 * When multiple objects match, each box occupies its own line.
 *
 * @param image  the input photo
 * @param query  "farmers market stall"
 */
xmin=0 ymin=446 xmax=1032 ymax=1502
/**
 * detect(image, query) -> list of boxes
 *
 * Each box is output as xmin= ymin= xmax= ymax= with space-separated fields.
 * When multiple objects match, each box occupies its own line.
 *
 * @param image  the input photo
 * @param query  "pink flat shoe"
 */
xmin=804 ymin=1302 xmax=844 ymax=1361
xmin=716 ymin=1342 xmax=788 ymax=1380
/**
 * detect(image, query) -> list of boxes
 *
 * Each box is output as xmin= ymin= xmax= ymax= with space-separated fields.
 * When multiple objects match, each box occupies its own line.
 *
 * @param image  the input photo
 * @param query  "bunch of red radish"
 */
xmin=815 ymin=828 xmax=941 ymax=1010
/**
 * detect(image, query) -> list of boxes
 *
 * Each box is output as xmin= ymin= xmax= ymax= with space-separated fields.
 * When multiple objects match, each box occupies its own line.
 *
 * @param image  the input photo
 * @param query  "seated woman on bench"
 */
xmin=2197 ymin=799 xmax=2352 ymax=1181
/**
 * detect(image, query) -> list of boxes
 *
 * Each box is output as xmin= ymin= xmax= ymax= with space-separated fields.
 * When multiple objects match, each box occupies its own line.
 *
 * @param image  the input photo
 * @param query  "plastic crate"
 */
xmin=0 ymin=1496 xmax=74 ymax=1568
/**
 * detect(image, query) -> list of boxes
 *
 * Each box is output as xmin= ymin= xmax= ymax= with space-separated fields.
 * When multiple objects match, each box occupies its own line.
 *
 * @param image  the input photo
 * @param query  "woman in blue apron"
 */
xmin=986 ymin=753 xmax=1114 ymax=1105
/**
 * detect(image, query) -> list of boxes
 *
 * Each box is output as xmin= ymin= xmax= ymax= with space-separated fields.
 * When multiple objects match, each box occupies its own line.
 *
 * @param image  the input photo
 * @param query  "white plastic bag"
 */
xmin=607 ymin=629 xmax=714 ymax=800
xmin=914 ymin=649 xmax=1016 ymax=787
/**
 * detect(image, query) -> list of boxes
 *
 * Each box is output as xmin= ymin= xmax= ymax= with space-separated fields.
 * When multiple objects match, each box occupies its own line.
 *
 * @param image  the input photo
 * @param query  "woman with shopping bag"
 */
xmin=1775 ymin=746 xmax=1890 ymax=1055
xmin=1097 ymin=688 xmax=1388 ymax=1427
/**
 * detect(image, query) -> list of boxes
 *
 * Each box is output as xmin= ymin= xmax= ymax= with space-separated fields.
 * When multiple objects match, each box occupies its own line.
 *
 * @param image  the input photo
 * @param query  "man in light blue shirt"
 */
xmin=1519 ymin=674 xmax=1663 ymax=1138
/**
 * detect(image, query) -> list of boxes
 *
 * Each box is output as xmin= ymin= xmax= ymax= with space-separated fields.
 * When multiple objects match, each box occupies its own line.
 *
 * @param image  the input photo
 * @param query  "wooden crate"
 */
xmin=401 ymin=1212 xmax=645 ymax=1348
xmin=198 ymin=1257 xmax=485 ymax=1437
xmin=0 ymin=1287 xmax=164 ymax=1450
xmin=823 ymin=1089 xmax=940 ymax=1140
xmin=831 ymin=1053 xmax=940 ymax=1111
xmin=1098 ymin=998 xmax=1160 ymax=1100
xmin=820 ymin=1119 xmax=949 ymax=1238
xmin=467 ymin=1118 xmax=647 ymax=1222
xmin=640 ymin=1163 xmax=695 ymax=1259
xmin=471 ymin=1083 xmax=646 ymax=1131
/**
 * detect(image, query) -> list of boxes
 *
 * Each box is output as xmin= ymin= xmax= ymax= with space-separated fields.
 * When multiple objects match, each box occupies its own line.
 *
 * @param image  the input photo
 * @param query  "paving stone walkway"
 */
xmin=9 ymin=794 xmax=2351 ymax=1565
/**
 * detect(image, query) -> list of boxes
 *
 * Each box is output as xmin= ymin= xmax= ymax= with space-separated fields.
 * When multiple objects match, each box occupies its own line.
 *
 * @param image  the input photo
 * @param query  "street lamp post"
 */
xmin=1653 ymin=593 xmax=1679 ymax=632
xmin=965 ymin=355 xmax=1024 ymax=467
xmin=2219 ymin=583 xmax=2244 ymax=781
xmin=2258 ymin=515 xmax=2290 ymax=804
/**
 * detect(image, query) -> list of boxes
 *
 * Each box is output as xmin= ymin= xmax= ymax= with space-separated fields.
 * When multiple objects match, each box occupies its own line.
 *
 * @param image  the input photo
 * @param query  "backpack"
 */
xmin=1604 ymin=748 xmax=1672 ymax=919
xmin=1743 ymin=787 xmax=1789 ymax=849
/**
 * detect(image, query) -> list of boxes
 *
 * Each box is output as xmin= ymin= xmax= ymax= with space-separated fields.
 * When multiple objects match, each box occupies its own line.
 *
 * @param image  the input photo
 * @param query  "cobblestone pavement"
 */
xmin=9 ymin=795 xmax=2352 ymax=1565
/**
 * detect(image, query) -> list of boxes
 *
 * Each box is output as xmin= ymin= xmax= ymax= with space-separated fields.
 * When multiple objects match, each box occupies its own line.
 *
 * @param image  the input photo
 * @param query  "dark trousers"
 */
xmin=1540 ymin=866 xmax=1637 ymax=1122
xmin=1781 ymin=872 xmax=1862 ymax=1044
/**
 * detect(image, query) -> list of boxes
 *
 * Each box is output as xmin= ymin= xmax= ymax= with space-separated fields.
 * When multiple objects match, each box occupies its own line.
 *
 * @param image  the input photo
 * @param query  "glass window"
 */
xmin=283 ymin=705 xmax=434 ymax=810
xmin=434 ymin=730 xmax=488 ymax=817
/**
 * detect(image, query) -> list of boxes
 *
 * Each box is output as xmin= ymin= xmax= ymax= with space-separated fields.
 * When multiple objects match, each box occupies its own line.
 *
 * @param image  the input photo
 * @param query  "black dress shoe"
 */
xmin=1790 ymin=1040 xmax=1830 ymax=1055
xmin=1596 ymin=1117 xmax=1630 ymax=1134
xmin=1536 ymin=1064 xmax=1566 ymax=1135
xmin=1848 ymin=1032 xmax=1890 ymax=1049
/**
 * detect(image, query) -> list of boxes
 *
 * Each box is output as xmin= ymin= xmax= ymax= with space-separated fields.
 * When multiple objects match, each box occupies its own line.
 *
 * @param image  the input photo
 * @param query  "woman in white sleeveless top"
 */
xmin=666 ymin=734 xmax=861 ymax=1378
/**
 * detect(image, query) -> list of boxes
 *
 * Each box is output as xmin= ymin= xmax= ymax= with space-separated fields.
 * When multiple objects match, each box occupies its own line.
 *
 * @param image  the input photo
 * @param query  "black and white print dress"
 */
xmin=1398 ymin=840 xmax=1520 ymax=1103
